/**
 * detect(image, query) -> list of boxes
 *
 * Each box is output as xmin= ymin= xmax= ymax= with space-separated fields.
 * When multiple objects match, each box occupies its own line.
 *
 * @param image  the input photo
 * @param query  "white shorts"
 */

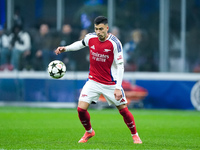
xmin=79 ymin=79 xmax=127 ymax=106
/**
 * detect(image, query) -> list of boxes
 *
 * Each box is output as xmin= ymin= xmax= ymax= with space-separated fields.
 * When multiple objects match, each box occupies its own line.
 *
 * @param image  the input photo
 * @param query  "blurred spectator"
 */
xmin=0 ymin=25 xmax=10 ymax=70
xmin=187 ymin=5 xmax=200 ymax=31
xmin=169 ymin=29 xmax=182 ymax=72
xmin=123 ymin=29 xmax=157 ymax=72
xmin=32 ymin=24 xmax=52 ymax=70
xmin=79 ymin=29 xmax=88 ymax=40
xmin=111 ymin=26 xmax=120 ymax=39
xmin=73 ymin=0 xmax=106 ymax=31
xmin=186 ymin=26 xmax=200 ymax=72
xmin=123 ymin=29 xmax=142 ymax=71
xmin=73 ymin=29 xmax=90 ymax=71
xmin=80 ymin=13 xmax=92 ymax=30
xmin=8 ymin=24 xmax=31 ymax=70
xmin=13 ymin=6 xmax=23 ymax=27
xmin=60 ymin=24 xmax=73 ymax=46
xmin=53 ymin=24 xmax=75 ymax=70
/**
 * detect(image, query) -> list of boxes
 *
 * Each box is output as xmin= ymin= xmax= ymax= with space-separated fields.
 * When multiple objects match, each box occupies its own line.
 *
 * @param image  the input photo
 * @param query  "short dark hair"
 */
xmin=94 ymin=16 xmax=108 ymax=25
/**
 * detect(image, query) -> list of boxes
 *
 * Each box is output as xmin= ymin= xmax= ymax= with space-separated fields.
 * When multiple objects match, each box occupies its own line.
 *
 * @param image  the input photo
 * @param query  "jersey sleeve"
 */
xmin=65 ymin=40 xmax=85 ymax=51
xmin=82 ymin=33 xmax=92 ymax=47
xmin=112 ymin=38 xmax=124 ymax=89
xmin=113 ymin=39 xmax=124 ymax=64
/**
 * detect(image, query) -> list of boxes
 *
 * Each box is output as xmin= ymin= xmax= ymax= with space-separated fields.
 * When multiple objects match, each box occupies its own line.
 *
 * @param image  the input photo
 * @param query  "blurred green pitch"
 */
xmin=0 ymin=106 xmax=199 ymax=150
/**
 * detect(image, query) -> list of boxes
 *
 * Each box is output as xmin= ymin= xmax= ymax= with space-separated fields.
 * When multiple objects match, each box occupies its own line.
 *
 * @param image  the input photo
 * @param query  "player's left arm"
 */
xmin=113 ymin=40 xmax=124 ymax=100
xmin=114 ymin=62 xmax=124 ymax=100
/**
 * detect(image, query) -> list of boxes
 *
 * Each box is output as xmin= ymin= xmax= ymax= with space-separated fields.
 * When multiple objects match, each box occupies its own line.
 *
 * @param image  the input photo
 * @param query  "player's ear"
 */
xmin=107 ymin=26 xmax=109 ymax=31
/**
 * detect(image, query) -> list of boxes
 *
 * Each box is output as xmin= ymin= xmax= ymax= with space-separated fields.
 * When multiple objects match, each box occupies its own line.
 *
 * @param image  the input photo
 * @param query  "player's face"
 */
xmin=94 ymin=23 xmax=109 ymax=41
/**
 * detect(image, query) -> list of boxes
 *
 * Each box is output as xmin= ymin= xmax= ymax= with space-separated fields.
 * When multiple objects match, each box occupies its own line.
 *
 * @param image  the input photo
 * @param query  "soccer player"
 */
xmin=54 ymin=16 xmax=142 ymax=144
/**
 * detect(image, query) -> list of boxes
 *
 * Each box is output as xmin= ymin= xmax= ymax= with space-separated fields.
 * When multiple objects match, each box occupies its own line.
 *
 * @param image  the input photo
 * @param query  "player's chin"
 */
xmin=98 ymin=36 xmax=103 ymax=40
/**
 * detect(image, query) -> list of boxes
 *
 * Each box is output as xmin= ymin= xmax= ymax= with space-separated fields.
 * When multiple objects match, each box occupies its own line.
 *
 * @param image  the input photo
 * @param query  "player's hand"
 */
xmin=54 ymin=46 xmax=66 ymax=55
xmin=114 ymin=89 xmax=122 ymax=101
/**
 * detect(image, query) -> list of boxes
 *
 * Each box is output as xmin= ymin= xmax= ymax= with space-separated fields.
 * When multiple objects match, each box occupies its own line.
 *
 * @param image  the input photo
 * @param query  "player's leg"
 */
xmin=102 ymin=85 xmax=142 ymax=144
xmin=117 ymin=104 xmax=137 ymax=134
xmin=77 ymin=101 xmax=95 ymax=143
xmin=117 ymin=104 xmax=142 ymax=144
xmin=77 ymin=80 xmax=100 ymax=143
xmin=77 ymin=101 xmax=91 ymax=131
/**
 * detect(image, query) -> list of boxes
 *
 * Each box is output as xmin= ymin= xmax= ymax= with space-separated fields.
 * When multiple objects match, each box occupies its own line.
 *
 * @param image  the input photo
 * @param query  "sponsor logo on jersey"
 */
xmin=91 ymin=45 xmax=95 ymax=50
xmin=117 ymin=55 xmax=122 ymax=60
xmin=104 ymin=49 xmax=111 ymax=52
xmin=91 ymin=51 xmax=109 ymax=62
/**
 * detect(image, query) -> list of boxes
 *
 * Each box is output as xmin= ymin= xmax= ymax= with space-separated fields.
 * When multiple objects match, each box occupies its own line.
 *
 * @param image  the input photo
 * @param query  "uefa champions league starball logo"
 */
xmin=191 ymin=81 xmax=200 ymax=111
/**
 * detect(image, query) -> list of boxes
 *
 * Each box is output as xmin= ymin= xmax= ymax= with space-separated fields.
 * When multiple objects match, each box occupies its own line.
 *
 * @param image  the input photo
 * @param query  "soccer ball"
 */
xmin=48 ymin=60 xmax=66 ymax=79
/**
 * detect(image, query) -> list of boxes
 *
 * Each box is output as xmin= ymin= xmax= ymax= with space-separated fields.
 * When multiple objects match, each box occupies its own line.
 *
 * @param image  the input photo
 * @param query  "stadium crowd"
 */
xmin=0 ymin=21 xmax=158 ymax=72
xmin=1 ymin=0 xmax=200 ymax=72
xmin=0 ymin=23 xmax=90 ymax=71
xmin=1 ymin=21 xmax=200 ymax=73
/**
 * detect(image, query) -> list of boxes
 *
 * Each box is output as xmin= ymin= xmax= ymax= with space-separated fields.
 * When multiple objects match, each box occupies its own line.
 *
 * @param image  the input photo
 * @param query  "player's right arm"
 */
xmin=54 ymin=40 xmax=85 ymax=55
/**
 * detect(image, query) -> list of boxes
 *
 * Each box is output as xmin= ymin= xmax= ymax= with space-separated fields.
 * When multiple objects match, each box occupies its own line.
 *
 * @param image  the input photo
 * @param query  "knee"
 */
xmin=77 ymin=107 xmax=86 ymax=114
xmin=119 ymin=107 xmax=129 ymax=116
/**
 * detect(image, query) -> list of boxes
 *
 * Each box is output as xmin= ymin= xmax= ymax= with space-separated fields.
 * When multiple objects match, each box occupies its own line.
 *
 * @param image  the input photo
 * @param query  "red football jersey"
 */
xmin=83 ymin=33 xmax=124 ymax=85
